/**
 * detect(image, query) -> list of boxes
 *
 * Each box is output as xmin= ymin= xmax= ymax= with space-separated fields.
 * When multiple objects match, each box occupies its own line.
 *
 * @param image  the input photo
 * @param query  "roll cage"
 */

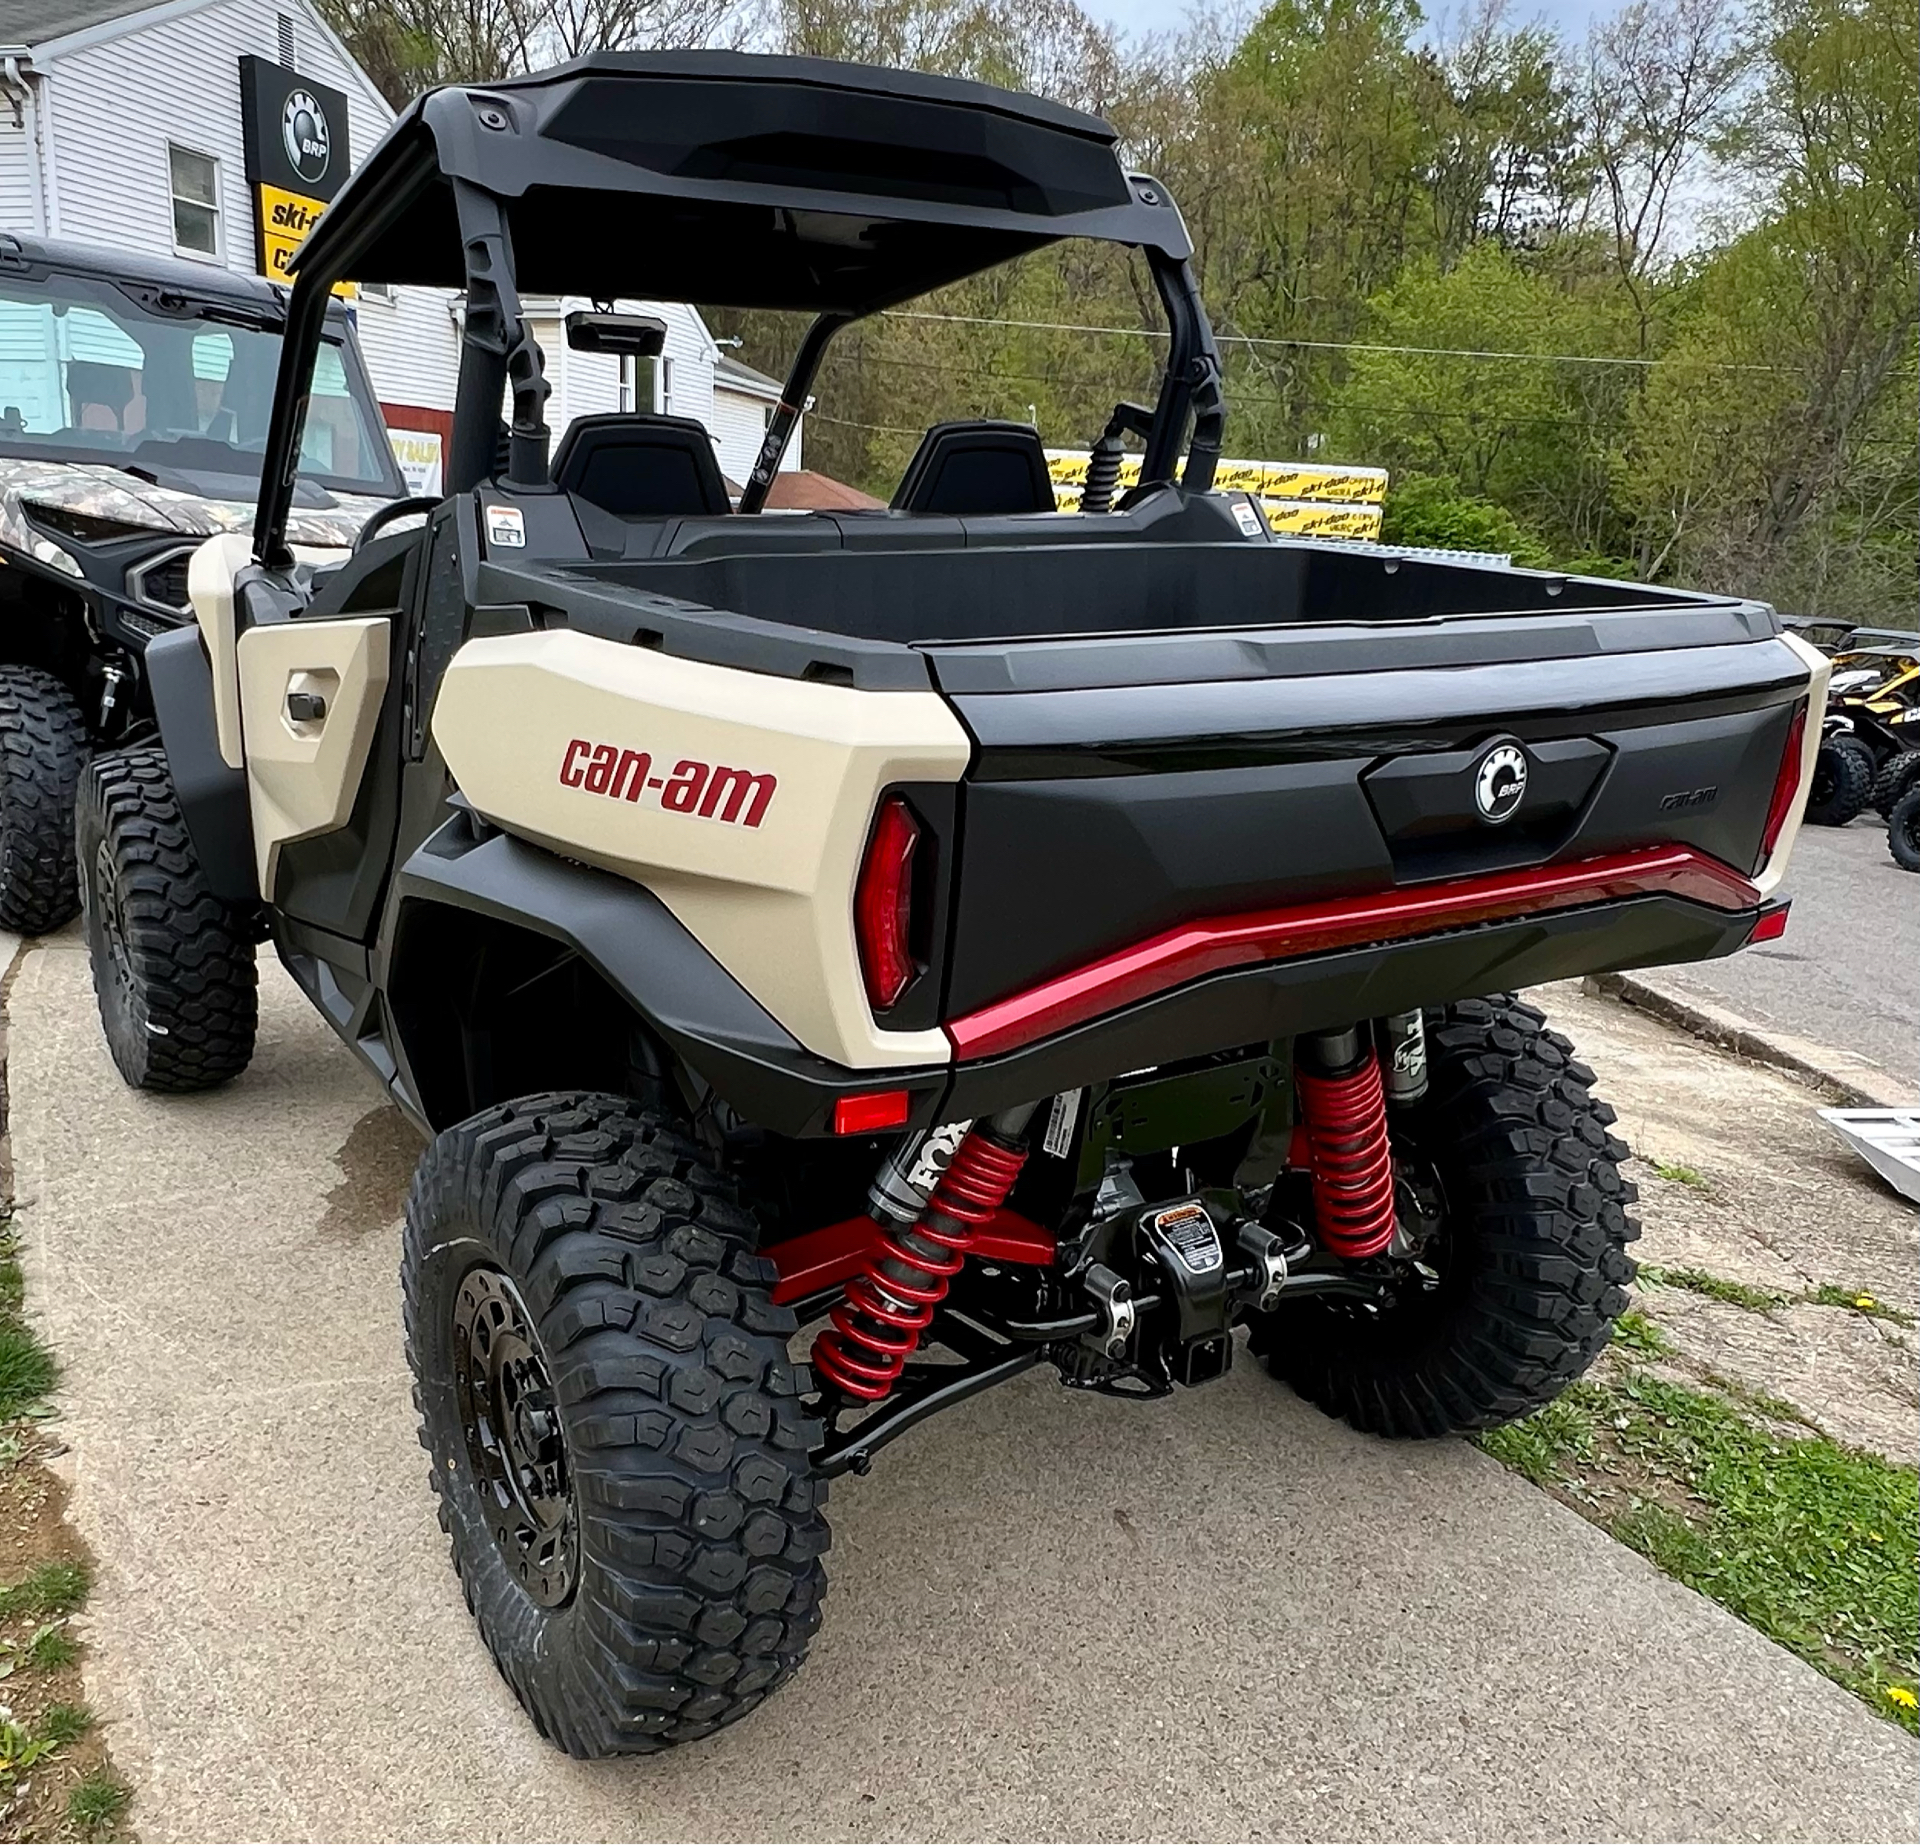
xmin=253 ymin=50 xmax=1225 ymax=567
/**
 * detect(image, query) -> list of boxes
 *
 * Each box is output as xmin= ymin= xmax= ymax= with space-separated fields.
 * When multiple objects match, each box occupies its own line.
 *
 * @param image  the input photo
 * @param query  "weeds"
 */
xmin=38 ymin=1701 xmax=93 ymax=1746
xmin=66 ymin=1766 xmax=132 ymax=1839
xmin=0 ymin=1559 xmax=89 ymax=1621
xmin=1639 ymin=1266 xmax=1785 ymax=1312
xmin=1806 ymin=1285 xmax=1917 ymax=1326
xmin=1612 ymin=1309 xmax=1671 ymax=1357
xmin=1649 ymin=1159 xmax=1711 ymax=1190
xmin=0 ymin=1227 xmax=56 ymax=1421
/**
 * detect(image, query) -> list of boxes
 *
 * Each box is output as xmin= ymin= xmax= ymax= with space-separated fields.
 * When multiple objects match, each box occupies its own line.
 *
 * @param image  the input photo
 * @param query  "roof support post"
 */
xmin=450 ymin=179 xmax=550 ymax=493
xmin=739 ymin=311 xmax=853 ymax=515
xmin=1141 ymin=248 xmax=1225 ymax=496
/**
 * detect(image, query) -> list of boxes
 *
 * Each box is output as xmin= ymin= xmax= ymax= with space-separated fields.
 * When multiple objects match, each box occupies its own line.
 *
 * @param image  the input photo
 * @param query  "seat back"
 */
xmin=552 ymin=414 xmax=730 ymax=518
xmin=891 ymin=419 xmax=1054 ymax=516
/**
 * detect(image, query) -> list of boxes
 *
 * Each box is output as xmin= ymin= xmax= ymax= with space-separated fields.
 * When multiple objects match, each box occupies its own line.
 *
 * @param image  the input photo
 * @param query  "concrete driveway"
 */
xmin=10 ymin=934 xmax=1918 ymax=1844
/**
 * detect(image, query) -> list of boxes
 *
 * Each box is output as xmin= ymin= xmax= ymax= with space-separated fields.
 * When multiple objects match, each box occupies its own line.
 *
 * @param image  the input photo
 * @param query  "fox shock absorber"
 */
xmin=1296 ymin=1025 xmax=1398 ymax=1259
xmin=812 ymin=1104 xmax=1041 ymax=1403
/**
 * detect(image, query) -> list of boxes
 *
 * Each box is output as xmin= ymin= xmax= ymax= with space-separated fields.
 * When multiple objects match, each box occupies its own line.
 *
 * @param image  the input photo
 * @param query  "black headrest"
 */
xmin=891 ymin=419 xmax=1054 ymax=516
xmin=552 ymin=413 xmax=730 ymax=518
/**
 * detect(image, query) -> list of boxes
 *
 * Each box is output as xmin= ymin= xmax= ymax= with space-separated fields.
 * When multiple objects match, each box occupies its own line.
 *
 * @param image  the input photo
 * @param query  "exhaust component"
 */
xmin=814 ymin=1104 xmax=1037 ymax=1403
xmin=1297 ymin=1026 xmax=1398 ymax=1259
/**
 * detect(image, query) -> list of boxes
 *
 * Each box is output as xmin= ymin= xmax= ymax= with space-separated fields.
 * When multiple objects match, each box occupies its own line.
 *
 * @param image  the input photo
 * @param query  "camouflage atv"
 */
xmin=0 ymin=231 xmax=404 ymax=931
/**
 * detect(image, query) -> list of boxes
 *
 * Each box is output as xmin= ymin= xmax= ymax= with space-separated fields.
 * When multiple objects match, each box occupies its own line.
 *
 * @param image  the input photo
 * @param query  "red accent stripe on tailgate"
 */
xmin=945 ymin=845 xmax=1759 ymax=1060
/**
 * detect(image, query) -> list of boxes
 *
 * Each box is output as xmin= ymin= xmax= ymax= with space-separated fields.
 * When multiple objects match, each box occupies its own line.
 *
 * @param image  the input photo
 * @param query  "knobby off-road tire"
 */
xmin=1254 ymin=995 xmax=1639 ymax=1437
xmin=0 ymin=664 xmax=89 ymax=934
xmin=402 ymin=1092 xmax=829 ymax=1757
xmin=1804 ymin=736 xmax=1875 ymax=826
xmin=1889 ymin=787 xmax=1919 ymax=873
xmin=1872 ymin=748 xmax=1918 ymax=820
xmin=76 ymin=747 xmax=257 ymax=1091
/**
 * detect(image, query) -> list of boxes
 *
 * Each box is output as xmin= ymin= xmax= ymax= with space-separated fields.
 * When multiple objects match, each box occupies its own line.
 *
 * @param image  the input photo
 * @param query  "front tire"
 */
xmin=1805 ymin=736 xmax=1875 ymax=826
xmin=76 ymin=747 xmax=257 ymax=1090
xmin=402 ymin=1092 xmax=829 ymax=1757
xmin=1873 ymin=748 xmax=1918 ymax=820
xmin=1254 ymin=996 xmax=1639 ymax=1437
xmin=0 ymin=664 xmax=89 ymax=934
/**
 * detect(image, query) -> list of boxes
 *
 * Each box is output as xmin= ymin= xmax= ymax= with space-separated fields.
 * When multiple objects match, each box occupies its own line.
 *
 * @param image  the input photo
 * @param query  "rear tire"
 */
xmin=402 ymin=1091 xmax=829 ymax=1757
xmin=1872 ymin=748 xmax=1918 ymax=819
xmin=1890 ymin=787 xmax=1919 ymax=873
xmin=76 ymin=747 xmax=257 ymax=1091
xmin=1804 ymin=736 xmax=1875 ymax=826
xmin=1253 ymin=995 xmax=1639 ymax=1436
xmin=0 ymin=664 xmax=89 ymax=935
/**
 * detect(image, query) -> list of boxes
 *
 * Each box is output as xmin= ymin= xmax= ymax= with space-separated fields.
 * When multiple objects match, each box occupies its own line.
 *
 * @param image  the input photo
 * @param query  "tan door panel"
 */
xmin=433 ymin=629 xmax=972 ymax=1071
xmin=236 ymin=617 xmax=391 ymax=895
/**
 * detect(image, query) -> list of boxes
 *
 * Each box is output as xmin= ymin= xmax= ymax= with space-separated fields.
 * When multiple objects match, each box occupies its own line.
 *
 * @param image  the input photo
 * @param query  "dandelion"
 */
xmin=1886 ymin=1686 xmax=1918 ymax=1712
xmin=1853 ymin=1295 xmax=1878 ymax=1310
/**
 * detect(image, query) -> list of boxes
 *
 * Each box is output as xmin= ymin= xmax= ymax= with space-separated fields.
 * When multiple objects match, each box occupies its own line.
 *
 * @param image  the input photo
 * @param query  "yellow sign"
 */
xmin=1045 ymin=449 xmax=1386 ymax=505
xmin=1259 ymin=499 xmax=1384 ymax=539
xmin=255 ymin=183 xmax=355 ymax=298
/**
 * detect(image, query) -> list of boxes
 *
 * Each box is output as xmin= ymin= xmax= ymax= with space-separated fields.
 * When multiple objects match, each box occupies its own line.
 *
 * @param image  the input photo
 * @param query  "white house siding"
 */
xmin=709 ymin=386 xmax=772 ymax=485
xmin=33 ymin=0 xmax=458 ymax=413
xmin=0 ymin=116 xmax=36 ymax=230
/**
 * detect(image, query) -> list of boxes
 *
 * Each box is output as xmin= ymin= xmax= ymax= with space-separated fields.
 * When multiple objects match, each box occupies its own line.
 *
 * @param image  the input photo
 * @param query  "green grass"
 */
xmin=1484 ymin=1369 xmax=1919 ymax=1730
xmin=37 ymin=1701 xmax=92 ymax=1747
xmin=1639 ymin=1266 xmax=1786 ymax=1313
xmin=1649 ymin=1159 xmax=1712 ymax=1190
xmin=0 ymin=1558 xmax=89 ymax=1621
xmin=25 ymin=1619 xmax=77 ymax=1670
xmin=66 ymin=1766 xmax=131 ymax=1839
xmin=0 ymin=1227 xmax=55 ymax=1420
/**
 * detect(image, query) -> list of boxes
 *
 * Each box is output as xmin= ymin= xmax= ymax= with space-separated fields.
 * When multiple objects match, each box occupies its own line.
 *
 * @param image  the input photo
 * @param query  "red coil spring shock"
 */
xmin=1296 ymin=1028 xmax=1398 ymax=1259
xmin=812 ymin=1126 xmax=1030 ymax=1402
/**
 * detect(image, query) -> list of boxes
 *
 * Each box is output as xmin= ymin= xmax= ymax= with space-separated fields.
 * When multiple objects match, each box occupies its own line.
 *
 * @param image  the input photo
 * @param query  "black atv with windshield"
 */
xmin=76 ymin=51 xmax=1828 ymax=1757
xmin=0 ymin=232 xmax=401 ymax=932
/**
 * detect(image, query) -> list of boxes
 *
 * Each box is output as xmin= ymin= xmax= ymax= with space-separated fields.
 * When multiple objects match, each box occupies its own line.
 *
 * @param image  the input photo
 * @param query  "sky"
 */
xmin=1078 ymin=0 xmax=1613 ymax=42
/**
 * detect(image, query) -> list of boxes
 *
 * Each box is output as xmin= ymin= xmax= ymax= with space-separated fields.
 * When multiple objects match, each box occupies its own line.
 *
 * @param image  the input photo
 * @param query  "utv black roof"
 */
xmin=0 ymin=229 xmax=356 ymax=330
xmin=0 ymin=231 xmax=283 ymax=309
xmin=292 ymin=50 xmax=1191 ymax=312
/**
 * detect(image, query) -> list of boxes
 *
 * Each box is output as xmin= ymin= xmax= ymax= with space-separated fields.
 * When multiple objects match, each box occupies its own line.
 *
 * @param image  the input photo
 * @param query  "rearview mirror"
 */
xmin=564 ymin=311 xmax=667 ymax=357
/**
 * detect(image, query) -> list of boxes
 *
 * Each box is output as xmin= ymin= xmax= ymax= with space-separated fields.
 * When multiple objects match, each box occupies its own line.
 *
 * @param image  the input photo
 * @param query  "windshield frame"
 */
xmin=0 ymin=267 xmax=405 ymax=501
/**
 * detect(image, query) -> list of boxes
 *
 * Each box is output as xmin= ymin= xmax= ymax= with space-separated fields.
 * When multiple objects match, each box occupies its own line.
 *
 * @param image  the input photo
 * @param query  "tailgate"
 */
xmin=929 ymin=617 xmax=1809 ymax=1019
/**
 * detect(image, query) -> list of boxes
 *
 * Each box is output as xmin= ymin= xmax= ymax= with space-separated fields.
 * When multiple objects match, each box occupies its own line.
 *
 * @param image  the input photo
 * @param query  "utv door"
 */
xmin=230 ymin=527 xmax=424 ymax=939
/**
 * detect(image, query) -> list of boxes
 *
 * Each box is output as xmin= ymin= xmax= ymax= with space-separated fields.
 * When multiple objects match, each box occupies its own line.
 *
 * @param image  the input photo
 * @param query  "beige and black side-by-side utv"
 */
xmin=78 ymin=51 xmax=1828 ymax=1757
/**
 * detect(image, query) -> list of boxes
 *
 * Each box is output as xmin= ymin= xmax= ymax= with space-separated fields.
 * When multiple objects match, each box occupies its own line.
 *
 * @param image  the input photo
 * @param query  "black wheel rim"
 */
xmin=93 ymin=840 xmax=137 ymax=1008
xmin=452 ymin=1265 xmax=578 ymax=1609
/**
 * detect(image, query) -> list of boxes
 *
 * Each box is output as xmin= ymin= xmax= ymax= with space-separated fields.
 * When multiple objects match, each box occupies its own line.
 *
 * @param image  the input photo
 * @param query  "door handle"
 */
xmin=286 ymin=690 xmax=328 ymax=723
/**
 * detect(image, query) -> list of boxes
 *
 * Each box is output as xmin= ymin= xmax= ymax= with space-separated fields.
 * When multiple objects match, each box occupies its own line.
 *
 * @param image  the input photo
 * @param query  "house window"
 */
xmin=659 ymin=356 xmax=674 ymax=416
xmin=619 ymin=354 xmax=656 ymax=413
xmin=168 ymin=146 xmax=221 ymax=259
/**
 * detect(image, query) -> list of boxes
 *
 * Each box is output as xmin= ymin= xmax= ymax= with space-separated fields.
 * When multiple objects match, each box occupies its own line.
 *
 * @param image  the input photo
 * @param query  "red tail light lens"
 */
xmin=855 ymin=795 xmax=920 ymax=1011
xmin=1758 ymin=701 xmax=1809 ymax=867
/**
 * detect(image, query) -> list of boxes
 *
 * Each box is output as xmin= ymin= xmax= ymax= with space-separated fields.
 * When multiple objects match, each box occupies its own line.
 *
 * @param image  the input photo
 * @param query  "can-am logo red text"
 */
xmin=559 ymin=738 xmax=777 ymax=829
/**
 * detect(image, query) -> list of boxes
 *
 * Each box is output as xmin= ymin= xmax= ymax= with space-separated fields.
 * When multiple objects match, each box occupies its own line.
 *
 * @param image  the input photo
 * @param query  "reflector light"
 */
xmin=855 ymin=796 xmax=920 ymax=1010
xmin=832 ymin=1090 xmax=912 ymax=1135
xmin=1747 ymin=903 xmax=1791 ymax=944
xmin=1758 ymin=702 xmax=1809 ymax=867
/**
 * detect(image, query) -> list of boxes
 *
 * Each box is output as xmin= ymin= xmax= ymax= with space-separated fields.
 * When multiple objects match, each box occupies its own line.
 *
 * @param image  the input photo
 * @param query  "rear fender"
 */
xmin=386 ymin=815 xmax=949 ymax=1136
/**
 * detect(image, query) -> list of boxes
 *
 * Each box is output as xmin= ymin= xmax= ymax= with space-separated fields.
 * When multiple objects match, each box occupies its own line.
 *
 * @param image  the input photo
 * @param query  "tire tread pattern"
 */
xmin=0 ymin=664 xmax=88 ymax=934
xmin=77 ymin=747 xmax=256 ymax=1090
xmin=402 ymin=1092 xmax=829 ymax=1759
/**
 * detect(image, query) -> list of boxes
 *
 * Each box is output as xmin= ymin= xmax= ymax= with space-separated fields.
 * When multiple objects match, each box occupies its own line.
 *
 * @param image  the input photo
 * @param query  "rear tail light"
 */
xmin=1757 ymin=701 xmax=1809 ymax=868
xmin=832 ymin=1089 xmax=912 ymax=1135
xmin=1747 ymin=902 xmax=1791 ymax=944
xmin=855 ymin=795 xmax=920 ymax=1011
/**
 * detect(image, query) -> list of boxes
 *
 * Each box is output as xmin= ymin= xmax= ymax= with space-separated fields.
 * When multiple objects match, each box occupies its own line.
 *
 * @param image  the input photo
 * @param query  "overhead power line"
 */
xmin=881 ymin=308 xmax=1776 ymax=372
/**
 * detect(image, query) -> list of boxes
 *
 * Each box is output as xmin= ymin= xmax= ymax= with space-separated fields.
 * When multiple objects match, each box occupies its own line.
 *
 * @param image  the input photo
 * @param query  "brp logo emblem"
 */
xmin=282 ymin=89 xmax=331 ymax=185
xmin=1474 ymin=742 xmax=1529 ymax=825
